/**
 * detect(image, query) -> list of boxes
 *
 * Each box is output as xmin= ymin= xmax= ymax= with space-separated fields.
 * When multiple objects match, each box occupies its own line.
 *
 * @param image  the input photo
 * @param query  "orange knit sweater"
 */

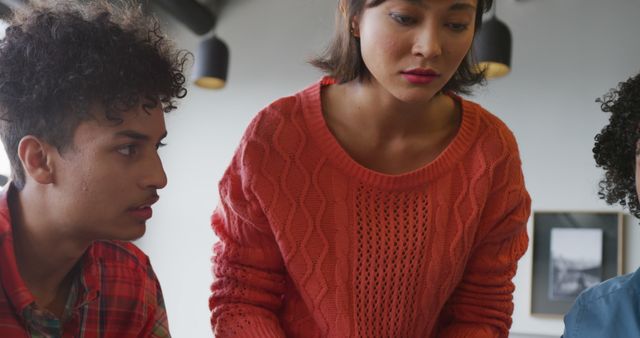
xmin=210 ymin=78 xmax=530 ymax=338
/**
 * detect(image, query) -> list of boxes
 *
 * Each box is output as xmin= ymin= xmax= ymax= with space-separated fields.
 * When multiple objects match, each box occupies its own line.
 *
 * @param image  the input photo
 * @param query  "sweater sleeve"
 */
xmin=438 ymin=151 xmax=531 ymax=338
xmin=209 ymin=145 xmax=287 ymax=338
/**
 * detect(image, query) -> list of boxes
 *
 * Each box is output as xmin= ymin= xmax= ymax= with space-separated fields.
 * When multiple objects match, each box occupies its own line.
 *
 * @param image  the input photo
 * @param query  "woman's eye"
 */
xmin=156 ymin=142 xmax=167 ymax=150
xmin=446 ymin=23 xmax=470 ymax=32
xmin=390 ymin=12 xmax=415 ymax=26
xmin=117 ymin=145 xmax=137 ymax=156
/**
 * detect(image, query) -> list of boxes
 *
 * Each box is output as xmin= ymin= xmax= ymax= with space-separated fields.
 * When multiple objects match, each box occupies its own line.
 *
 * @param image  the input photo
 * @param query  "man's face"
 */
xmin=50 ymin=102 xmax=168 ymax=242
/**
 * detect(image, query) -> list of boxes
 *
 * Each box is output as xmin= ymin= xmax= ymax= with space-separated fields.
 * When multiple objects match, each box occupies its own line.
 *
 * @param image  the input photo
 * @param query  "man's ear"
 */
xmin=17 ymin=136 xmax=55 ymax=185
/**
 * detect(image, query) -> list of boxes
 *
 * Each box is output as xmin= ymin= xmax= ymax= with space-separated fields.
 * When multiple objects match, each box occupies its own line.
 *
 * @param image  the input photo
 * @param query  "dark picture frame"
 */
xmin=530 ymin=211 xmax=623 ymax=317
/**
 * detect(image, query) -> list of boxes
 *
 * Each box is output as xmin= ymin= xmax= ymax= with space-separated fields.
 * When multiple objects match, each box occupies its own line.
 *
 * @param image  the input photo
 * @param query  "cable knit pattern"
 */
xmin=210 ymin=78 xmax=531 ymax=338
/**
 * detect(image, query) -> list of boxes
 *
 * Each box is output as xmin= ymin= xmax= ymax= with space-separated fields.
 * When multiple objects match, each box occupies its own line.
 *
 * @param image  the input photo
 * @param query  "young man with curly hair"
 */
xmin=0 ymin=2 xmax=187 ymax=337
xmin=562 ymin=72 xmax=640 ymax=337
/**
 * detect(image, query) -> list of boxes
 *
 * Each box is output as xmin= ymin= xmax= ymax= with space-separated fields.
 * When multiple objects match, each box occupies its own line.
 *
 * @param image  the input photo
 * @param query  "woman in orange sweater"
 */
xmin=210 ymin=0 xmax=530 ymax=337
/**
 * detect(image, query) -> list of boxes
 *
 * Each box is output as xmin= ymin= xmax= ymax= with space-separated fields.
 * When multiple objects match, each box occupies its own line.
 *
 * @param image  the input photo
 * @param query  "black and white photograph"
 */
xmin=549 ymin=228 xmax=603 ymax=300
xmin=531 ymin=211 xmax=623 ymax=316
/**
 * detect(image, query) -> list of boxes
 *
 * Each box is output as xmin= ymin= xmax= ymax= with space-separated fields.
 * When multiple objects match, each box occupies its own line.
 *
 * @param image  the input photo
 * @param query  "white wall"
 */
xmin=135 ymin=0 xmax=640 ymax=337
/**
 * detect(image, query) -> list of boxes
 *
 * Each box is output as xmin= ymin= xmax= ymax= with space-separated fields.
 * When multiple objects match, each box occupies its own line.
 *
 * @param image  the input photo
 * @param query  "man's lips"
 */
xmin=127 ymin=195 xmax=159 ymax=221
xmin=128 ymin=207 xmax=153 ymax=221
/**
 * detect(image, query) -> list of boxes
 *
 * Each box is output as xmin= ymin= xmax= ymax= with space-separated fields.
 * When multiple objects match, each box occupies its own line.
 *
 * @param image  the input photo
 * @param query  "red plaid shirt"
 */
xmin=0 ymin=185 xmax=171 ymax=337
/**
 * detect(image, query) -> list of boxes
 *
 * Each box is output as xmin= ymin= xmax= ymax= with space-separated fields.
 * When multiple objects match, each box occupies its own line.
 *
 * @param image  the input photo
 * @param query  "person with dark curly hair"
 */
xmin=0 ymin=1 xmax=187 ymax=337
xmin=209 ymin=0 xmax=530 ymax=337
xmin=562 ymin=72 xmax=640 ymax=337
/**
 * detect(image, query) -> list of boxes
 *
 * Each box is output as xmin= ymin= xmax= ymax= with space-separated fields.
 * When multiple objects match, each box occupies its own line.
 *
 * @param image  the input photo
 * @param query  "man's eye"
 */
xmin=117 ymin=145 xmax=137 ymax=156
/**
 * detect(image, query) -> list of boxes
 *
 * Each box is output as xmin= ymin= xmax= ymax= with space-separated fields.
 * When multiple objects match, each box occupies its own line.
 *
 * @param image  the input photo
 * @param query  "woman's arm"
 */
xmin=209 ymin=149 xmax=287 ymax=338
xmin=438 ymin=152 xmax=531 ymax=338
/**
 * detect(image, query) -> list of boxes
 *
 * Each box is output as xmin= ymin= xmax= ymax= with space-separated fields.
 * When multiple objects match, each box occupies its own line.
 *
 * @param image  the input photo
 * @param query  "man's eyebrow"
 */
xmin=114 ymin=130 xmax=168 ymax=141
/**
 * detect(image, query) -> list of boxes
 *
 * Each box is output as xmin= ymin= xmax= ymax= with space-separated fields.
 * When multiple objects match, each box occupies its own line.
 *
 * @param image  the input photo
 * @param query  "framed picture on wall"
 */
xmin=530 ymin=211 xmax=623 ymax=317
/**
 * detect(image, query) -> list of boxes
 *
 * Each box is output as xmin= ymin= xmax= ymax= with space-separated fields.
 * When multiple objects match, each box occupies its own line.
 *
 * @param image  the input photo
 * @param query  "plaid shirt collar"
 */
xmin=0 ymin=183 xmax=101 ymax=322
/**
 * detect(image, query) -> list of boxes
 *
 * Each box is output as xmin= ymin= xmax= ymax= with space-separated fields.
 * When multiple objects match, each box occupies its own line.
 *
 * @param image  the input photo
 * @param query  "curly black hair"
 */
xmin=593 ymin=72 xmax=640 ymax=218
xmin=0 ymin=1 xmax=189 ymax=189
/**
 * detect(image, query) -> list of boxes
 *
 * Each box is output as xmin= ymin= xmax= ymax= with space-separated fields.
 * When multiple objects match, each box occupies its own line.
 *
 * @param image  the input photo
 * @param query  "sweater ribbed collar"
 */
xmin=300 ymin=77 xmax=480 ymax=190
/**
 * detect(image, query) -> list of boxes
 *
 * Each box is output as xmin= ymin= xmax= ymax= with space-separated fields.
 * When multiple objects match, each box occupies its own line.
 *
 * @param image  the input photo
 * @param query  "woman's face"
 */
xmin=355 ymin=0 xmax=477 ymax=103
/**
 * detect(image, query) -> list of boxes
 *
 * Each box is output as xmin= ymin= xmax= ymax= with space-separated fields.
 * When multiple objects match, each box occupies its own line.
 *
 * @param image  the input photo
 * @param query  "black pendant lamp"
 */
xmin=473 ymin=3 xmax=512 ymax=79
xmin=154 ymin=0 xmax=230 ymax=90
xmin=194 ymin=35 xmax=229 ymax=89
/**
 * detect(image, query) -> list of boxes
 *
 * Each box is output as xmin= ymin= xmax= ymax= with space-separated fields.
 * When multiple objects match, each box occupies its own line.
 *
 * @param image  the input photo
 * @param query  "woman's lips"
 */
xmin=401 ymin=68 xmax=441 ymax=84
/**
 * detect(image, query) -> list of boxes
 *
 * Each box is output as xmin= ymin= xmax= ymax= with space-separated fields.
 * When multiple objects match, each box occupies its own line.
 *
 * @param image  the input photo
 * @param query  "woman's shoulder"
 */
xmin=466 ymin=99 xmax=515 ymax=136
xmin=262 ymin=79 xmax=324 ymax=117
xmin=254 ymin=94 xmax=302 ymax=125
xmin=246 ymin=80 xmax=322 ymax=137
xmin=239 ymin=95 xmax=303 ymax=145
xmin=230 ymin=80 xmax=325 ymax=168
xmin=457 ymin=96 xmax=521 ymax=157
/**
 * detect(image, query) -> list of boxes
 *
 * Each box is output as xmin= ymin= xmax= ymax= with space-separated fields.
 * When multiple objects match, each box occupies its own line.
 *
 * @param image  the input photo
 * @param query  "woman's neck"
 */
xmin=320 ymin=78 xmax=462 ymax=174
xmin=324 ymin=78 xmax=460 ymax=142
